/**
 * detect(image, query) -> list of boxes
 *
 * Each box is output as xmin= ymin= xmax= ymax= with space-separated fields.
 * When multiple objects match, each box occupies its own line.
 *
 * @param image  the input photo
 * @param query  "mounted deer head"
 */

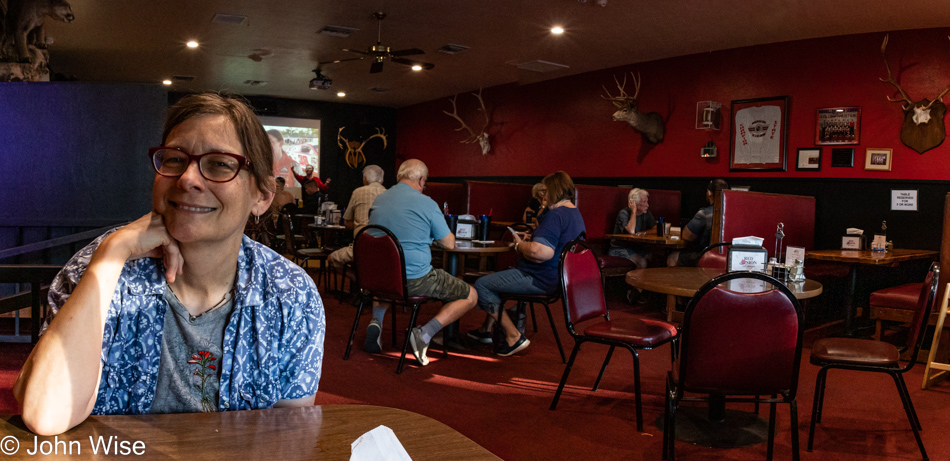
xmin=603 ymin=72 xmax=665 ymax=144
xmin=879 ymin=34 xmax=950 ymax=154
xmin=443 ymin=89 xmax=491 ymax=154
xmin=337 ymin=127 xmax=387 ymax=169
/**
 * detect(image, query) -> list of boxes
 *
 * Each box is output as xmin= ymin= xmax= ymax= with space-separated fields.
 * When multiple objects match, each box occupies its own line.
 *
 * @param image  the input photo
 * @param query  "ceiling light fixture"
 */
xmin=186 ymin=41 xmax=199 ymax=48
xmin=336 ymin=92 xmax=346 ymax=97
xmin=162 ymin=79 xmax=172 ymax=85
xmin=551 ymin=26 xmax=564 ymax=35
xmin=411 ymin=65 xmax=422 ymax=71
xmin=309 ymin=68 xmax=332 ymax=90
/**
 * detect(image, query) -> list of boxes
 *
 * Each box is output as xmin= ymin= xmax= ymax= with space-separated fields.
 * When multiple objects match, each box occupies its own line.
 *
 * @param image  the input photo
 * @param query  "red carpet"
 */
xmin=5 ymin=286 xmax=950 ymax=460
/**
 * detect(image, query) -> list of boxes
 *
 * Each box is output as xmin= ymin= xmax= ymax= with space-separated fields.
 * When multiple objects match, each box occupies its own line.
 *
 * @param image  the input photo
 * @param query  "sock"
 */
xmin=419 ymin=318 xmax=443 ymax=344
xmin=372 ymin=306 xmax=387 ymax=325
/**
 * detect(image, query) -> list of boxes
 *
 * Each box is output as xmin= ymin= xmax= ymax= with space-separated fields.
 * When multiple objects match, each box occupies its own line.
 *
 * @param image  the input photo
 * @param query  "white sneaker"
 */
xmin=409 ymin=327 xmax=429 ymax=366
xmin=364 ymin=320 xmax=382 ymax=353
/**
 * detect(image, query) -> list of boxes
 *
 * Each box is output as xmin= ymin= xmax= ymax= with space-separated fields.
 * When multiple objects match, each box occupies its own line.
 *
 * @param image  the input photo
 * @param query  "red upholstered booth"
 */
xmin=645 ymin=188 xmax=681 ymax=227
xmin=465 ymin=181 xmax=533 ymax=224
xmin=424 ymin=182 xmax=467 ymax=216
xmin=713 ymin=190 xmax=815 ymax=254
xmin=574 ymin=184 xmax=630 ymax=242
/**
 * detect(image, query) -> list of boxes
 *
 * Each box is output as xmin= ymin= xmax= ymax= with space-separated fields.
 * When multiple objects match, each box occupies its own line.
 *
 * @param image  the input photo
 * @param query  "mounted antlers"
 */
xmin=879 ymin=34 xmax=950 ymax=154
xmin=602 ymin=72 xmax=665 ymax=144
xmin=443 ymin=88 xmax=491 ymax=154
xmin=337 ymin=127 xmax=387 ymax=169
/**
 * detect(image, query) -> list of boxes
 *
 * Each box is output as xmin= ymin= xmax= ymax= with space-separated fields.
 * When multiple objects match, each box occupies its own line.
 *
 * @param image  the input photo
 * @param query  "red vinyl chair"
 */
xmin=664 ymin=271 xmax=804 ymax=461
xmin=550 ymin=239 xmax=678 ymax=432
xmin=342 ymin=225 xmax=443 ymax=374
xmin=807 ymin=262 xmax=939 ymax=461
xmin=696 ymin=242 xmax=732 ymax=270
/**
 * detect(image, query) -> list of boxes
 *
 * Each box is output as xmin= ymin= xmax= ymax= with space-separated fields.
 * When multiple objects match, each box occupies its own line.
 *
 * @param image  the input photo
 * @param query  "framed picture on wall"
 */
xmin=815 ymin=107 xmax=860 ymax=145
xmin=730 ymin=96 xmax=789 ymax=171
xmin=830 ymin=148 xmax=854 ymax=167
xmin=796 ymin=148 xmax=822 ymax=171
xmin=865 ymin=148 xmax=893 ymax=171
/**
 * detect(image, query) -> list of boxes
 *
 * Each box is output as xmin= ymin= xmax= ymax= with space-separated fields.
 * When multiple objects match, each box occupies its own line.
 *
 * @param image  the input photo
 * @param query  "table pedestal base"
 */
xmin=659 ymin=407 xmax=768 ymax=448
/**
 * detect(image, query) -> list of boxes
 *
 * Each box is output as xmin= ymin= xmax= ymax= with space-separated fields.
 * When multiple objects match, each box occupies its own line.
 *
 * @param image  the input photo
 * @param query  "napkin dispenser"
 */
xmin=842 ymin=228 xmax=865 ymax=250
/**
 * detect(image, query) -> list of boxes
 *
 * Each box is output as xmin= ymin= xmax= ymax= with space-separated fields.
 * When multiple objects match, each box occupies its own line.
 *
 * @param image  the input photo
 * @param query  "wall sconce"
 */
xmin=695 ymin=101 xmax=721 ymax=130
xmin=701 ymin=140 xmax=717 ymax=158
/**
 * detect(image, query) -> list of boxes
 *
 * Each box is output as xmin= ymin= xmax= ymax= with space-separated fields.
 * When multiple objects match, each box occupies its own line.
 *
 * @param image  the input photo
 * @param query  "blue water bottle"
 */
xmin=656 ymin=217 xmax=665 ymax=237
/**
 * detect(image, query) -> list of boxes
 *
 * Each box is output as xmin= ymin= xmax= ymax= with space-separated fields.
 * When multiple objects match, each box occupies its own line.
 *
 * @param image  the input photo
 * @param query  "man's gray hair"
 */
xmin=396 ymin=159 xmax=428 ymax=181
xmin=362 ymin=164 xmax=384 ymax=184
xmin=628 ymin=188 xmax=649 ymax=204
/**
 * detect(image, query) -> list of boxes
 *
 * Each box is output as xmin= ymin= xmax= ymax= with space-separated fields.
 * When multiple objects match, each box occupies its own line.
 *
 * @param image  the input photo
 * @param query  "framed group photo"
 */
xmin=816 ymin=107 xmax=860 ymax=145
xmin=865 ymin=148 xmax=892 ymax=171
xmin=796 ymin=148 xmax=822 ymax=171
xmin=730 ymin=96 xmax=789 ymax=171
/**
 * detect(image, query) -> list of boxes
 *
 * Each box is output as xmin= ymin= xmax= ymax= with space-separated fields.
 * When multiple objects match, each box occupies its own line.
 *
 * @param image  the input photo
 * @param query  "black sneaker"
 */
xmin=495 ymin=334 xmax=531 ymax=357
xmin=364 ymin=320 xmax=382 ymax=353
xmin=467 ymin=329 xmax=493 ymax=344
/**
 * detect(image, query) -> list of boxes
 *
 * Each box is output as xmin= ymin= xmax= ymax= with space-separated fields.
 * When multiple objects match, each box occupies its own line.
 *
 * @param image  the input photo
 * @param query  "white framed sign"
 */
xmin=456 ymin=222 xmax=475 ymax=239
xmin=891 ymin=190 xmax=918 ymax=211
xmin=841 ymin=236 xmax=862 ymax=250
xmin=786 ymin=246 xmax=806 ymax=265
xmin=727 ymin=246 xmax=768 ymax=272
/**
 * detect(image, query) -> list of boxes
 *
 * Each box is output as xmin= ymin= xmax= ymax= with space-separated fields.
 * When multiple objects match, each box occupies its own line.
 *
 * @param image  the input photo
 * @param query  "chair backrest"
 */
xmin=559 ymin=239 xmax=608 ymax=335
xmin=678 ymin=272 xmax=803 ymax=397
xmin=353 ymin=224 xmax=409 ymax=301
xmin=696 ymin=242 xmax=732 ymax=270
xmin=904 ymin=262 xmax=941 ymax=366
xmin=713 ymin=189 xmax=815 ymax=253
xmin=280 ymin=212 xmax=296 ymax=254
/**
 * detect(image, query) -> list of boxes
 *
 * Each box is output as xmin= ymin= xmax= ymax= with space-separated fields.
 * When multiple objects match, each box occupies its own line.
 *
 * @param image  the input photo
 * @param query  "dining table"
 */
xmin=605 ymin=232 xmax=687 ymax=249
xmin=0 ymin=405 xmax=500 ymax=460
xmin=806 ymin=248 xmax=938 ymax=335
xmin=307 ymin=222 xmax=349 ymax=249
xmin=626 ymin=266 xmax=823 ymax=448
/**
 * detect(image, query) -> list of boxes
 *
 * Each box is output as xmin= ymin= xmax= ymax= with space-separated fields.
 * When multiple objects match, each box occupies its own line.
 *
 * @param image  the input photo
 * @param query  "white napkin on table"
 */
xmin=350 ymin=425 xmax=413 ymax=461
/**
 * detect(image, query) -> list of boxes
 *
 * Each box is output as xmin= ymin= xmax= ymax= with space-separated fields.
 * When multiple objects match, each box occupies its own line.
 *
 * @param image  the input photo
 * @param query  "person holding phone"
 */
xmin=468 ymin=171 xmax=585 ymax=356
xmin=15 ymin=94 xmax=325 ymax=435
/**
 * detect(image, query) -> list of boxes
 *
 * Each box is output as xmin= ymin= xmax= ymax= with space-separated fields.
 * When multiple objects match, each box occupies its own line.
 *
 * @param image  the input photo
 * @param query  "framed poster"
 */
xmin=815 ymin=107 xmax=861 ymax=145
xmin=730 ymin=96 xmax=789 ymax=171
xmin=830 ymin=148 xmax=854 ymax=167
xmin=796 ymin=148 xmax=822 ymax=171
xmin=865 ymin=148 xmax=892 ymax=171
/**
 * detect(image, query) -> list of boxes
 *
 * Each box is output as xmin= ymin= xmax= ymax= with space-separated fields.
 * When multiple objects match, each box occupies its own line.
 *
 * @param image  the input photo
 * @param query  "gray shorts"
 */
xmin=407 ymin=268 xmax=471 ymax=303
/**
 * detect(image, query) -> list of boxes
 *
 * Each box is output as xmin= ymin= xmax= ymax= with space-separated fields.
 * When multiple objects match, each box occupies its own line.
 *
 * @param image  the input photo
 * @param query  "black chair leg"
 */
xmin=550 ymin=342 xmax=583 ymax=410
xmin=790 ymin=398 xmax=800 ymax=461
xmin=593 ymin=345 xmax=615 ymax=391
xmin=891 ymin=372 xmax=928 ymax=460
xmin=630 ymin=348 xmax=643 ymax=432
xmin=390 ymin=304 xmax=398 ymax=348
xmin=807 ymin=367 xmax=829 ymax=452
xmin=541 ymin=301 xmax=566 ymax=363
xmin=767 ymin=400 xmax=776 ymax=461
xmin=343 ymin=296 xmax=367 ymax=360
xmin=529 ymin=302 xmax=538 ymax=332
xmin=396 ymin=304 xmax=421 ymax=374
xmin=662 ymin=379 xmax=671 ymax=461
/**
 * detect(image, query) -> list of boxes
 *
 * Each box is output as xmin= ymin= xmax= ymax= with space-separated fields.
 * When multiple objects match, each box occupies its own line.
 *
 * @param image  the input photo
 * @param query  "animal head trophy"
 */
xmin=337 ymin=127 xmax=387 ymax=169
xmin=602 ymin=72 xmax=665 ymax=144
xmin=879 ymin=34 xmax=950 ymax=154
xmin=442 ymin=89 xmax=491 ymax=154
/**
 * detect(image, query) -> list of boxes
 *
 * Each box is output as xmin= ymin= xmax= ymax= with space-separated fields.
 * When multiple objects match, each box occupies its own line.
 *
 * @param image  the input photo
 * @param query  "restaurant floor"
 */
xmin=3 ymin=274 xmax=950 ymax=460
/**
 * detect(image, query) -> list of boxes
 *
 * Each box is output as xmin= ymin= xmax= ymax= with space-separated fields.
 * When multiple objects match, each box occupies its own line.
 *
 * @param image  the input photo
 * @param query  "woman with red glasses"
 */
xmin=14 ymin=94 xmax=325 ymax=435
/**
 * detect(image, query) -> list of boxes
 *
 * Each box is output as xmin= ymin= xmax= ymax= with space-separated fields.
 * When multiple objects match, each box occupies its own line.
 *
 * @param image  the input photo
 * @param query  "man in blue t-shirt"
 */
xmin=668 ymin=178 xmax=729 ymax=267
xmin=367 ymin=159 xmax=477 ymax=366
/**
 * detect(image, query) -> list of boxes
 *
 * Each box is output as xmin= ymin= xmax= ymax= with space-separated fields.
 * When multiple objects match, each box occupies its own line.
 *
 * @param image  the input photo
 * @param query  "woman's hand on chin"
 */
xmin=107 ymin=212 xmax=184 ymax=283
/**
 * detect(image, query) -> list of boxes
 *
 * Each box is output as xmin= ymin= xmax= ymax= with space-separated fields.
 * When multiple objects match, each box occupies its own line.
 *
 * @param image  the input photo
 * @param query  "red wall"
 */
xmin=396 ymin=28 xmax=950 ymax=181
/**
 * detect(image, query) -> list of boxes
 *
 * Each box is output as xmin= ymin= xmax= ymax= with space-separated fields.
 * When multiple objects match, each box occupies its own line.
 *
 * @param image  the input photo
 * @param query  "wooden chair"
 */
xmin=551 ymin=239 xmax=678 ymax=432
xmin=342 ymin=225 xmax=445 ymax=373
xmin=807 ymin=262 xmax=939 ymax=461
xmin=664 ymin=271 xmax=804 ymax=461
xmin=922 ymin=283 xmax=950 ymax=389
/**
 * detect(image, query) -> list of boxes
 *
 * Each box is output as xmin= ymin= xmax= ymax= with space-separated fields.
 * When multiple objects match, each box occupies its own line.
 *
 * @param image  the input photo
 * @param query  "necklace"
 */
xmin=169 ymin=280 xmax=236 ymax=322
xmin=549 ymin=199 xmax=571 ymax=209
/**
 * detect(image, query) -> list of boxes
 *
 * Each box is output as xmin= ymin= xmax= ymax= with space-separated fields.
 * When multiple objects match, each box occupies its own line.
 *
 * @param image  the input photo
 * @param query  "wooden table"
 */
xmin=307 ymin=223 xmax=349 ymax=248
xmin=605 ymin=232 xmax=687 ymax=249
xmin=806 ymin=249 xmax=938 ymax=335
xmin=435 ymin=241 xmax=512 ymax=278
xmin=0 ymin=405 xmax=499 ymax=460
xmin=626 ymin=267 xmax=823 ymax=322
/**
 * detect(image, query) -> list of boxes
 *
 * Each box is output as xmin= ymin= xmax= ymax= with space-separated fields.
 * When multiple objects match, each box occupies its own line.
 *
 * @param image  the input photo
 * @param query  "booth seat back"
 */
xmin=713 ymin=190 xmax=815 ymax=255
xmin=574 ymin=184 xmax=630 ymax=242
xmin=465 ymin=181 xmax=533 ymax=223
xmin=645 ymin=188 xmax=682 ymax=226
xmin=425 ymin=182 xmax=467 ymax=216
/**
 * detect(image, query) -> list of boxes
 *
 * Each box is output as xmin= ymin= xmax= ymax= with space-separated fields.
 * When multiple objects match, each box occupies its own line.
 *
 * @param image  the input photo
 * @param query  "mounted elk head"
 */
xmin=603 ymin=72 xmax=665 ymax=144
xmin=879 ymin=34 xmax=950 ymax=154
xmin=337 ymin=127 xmax=387 ymax=169
xmin=443 ymin=89 xmax=491 ymax=154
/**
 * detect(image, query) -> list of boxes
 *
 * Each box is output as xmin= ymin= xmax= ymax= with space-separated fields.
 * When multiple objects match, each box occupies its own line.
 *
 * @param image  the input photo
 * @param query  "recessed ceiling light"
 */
xmin=186 ymin=41 xmax=199 ymax=48
xmin=162 ymin=79 xmax=172 ymax=85
xmin=337 ymin=92 xmax=346 ymax=97
xmin=411 ymin=65 xmax=423 ymax=71
xmin=551 ymin=26 xmax=564 ymax=35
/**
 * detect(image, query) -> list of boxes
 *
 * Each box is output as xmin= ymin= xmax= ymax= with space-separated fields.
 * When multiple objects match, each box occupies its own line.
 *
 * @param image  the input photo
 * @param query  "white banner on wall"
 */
xmin=891 ymin=190 xmax=918 ymax=211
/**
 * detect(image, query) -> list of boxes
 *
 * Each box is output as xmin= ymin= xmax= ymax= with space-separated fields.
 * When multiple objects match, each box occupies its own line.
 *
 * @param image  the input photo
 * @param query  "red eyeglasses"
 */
xmin=148 ymin=147 xmax=249 ymax=183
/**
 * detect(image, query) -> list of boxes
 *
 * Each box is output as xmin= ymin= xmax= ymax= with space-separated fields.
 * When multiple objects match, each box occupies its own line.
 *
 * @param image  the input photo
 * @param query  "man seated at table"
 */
xmin=329 ymin=164 xmax=386 ymax=267
xmin=668 ymin=178 xmax=729 ymax=267
xmin=608 ymin=188 xmax=656 ymax=269
xmin=366 ymin=159 xmax=477 ymax=366
xmin=300 ymin=179 xmax=323 ymax=214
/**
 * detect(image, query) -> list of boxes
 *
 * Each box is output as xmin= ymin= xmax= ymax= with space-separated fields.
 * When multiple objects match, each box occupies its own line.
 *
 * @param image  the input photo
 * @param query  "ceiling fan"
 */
xmin=321 ymin=12 xmax=434 ymax=74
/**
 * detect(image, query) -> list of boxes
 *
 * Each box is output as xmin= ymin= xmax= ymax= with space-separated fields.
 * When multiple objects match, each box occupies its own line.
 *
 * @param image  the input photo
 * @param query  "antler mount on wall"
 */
xmin=443 ymin=89 xmax=491 ymax=154
xmin=338 ymin=127 xmax=387 ymax=169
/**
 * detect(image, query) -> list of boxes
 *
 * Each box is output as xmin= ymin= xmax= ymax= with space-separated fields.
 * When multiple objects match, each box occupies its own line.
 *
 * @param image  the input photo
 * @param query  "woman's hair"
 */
xmin=266 ymin=129 xmax=283 ymax=143
xmin=542 ymin=171 xmax=575 ymax=205
xmin=531 ymin=182 xmax=546 ymax=200
xmin=628 ymin=188 xmax=649 ymax=204
xmin=162 ymin=93 xmax=274 ymax=193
